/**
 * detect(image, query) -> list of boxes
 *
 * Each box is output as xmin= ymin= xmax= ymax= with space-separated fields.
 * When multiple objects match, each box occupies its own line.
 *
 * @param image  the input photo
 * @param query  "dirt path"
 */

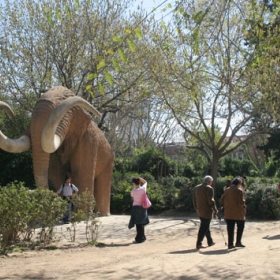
xmin=1 ymin=215 xmax=280 ymax=279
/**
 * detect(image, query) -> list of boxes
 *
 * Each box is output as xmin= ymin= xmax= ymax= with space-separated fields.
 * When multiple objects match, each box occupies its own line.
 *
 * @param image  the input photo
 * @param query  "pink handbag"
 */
xmin=142 ymin=193 xmax=152 ymax=209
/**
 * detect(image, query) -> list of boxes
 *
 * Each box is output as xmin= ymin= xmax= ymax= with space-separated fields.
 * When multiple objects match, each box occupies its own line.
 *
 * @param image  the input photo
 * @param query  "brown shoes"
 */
xmin=196 ymin=242 xmax=215 ymax=249
xmin=196 ymin=245 xmax=207 ymax=249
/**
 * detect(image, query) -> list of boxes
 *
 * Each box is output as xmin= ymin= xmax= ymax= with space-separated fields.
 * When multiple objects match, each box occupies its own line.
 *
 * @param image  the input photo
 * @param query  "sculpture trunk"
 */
xmin=30 ymin=100 xmax=54 ymax=189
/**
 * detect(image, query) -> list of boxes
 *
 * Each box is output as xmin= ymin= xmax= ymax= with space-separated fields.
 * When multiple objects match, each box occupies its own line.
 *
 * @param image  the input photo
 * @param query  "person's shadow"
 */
xmin=169 ymin=248 xmax=198 ymax=254
xmin=199 ymin=249 xmax=233 ymax=255
xmin=169 ymin=248 xmax=231 ymax=255
xmin=263 ymin=234 xmax=280 ymax=240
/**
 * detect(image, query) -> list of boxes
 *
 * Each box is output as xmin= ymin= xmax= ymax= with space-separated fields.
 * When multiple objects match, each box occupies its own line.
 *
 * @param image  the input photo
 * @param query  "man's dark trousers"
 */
xmin=197 ymin=217 xmax=213 ymax=246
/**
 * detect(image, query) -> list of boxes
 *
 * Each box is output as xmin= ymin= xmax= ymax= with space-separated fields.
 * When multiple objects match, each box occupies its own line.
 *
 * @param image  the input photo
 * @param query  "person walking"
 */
xmin=220 ymin=176 xmax=246 ymax=250
xmin=193 ymin=175 xmax=218 ymax=249
xmin=57 ymin=175 xmax=79 ymax=224
xmin=128 ymin=177 xmax=150 ymax=243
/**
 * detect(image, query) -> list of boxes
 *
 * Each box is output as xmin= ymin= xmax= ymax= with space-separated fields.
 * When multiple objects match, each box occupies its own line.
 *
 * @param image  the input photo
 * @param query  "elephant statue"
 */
xmin=0 ymin=86 xmax=114 ymax=216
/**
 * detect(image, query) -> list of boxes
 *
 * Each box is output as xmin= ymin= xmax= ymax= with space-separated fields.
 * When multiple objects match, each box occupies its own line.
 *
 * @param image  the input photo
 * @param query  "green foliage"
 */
xmin=182 ymin=163 xmax=197 ymax=178
xmin=111 ymin=146 xmax=205 ymax=214
xmin=0 ymin=111 xmax=34 ymax=188
xmin=111 ymin=179 xmax=133 ymax=214
xmin=0 ymin=150 xmax=34 ymax=188
xmin=130 ymin=147 xmax=171 ymax=179
xmin=146 ymin=184 xmax=166 ymax=212
xmin=246 ymin=183 xmax=280 ymax=219
xmin=110 ymin=172 xmax=181 ymax=214
xmin=264 ymin=159 xmax=278 ymax=177
xmin=0 ymin=183 xmax=99 ymax=253
xmin=66 ymin=190 xmax=99 ymax=243
xmin=173 ymin=187 xmax=195 ymax=212
xmin=112 ymin=152 xmax=280 ymax=220
xmin=219 ymin=157 xmax=256 ymax=177
xmin=31 ymin=189 xmax=68 ymax=245
xmin=0 ymin=182 xmax=66 ymax=252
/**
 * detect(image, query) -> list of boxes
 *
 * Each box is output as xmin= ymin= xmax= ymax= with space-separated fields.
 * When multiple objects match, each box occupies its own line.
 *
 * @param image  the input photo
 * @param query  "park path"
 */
xmin=1 ymin=214 xmax=280 ymax=279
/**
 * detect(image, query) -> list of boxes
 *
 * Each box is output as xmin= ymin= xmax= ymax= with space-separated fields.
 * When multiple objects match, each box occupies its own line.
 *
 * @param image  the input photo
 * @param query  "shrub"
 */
xmin=129 ymin=148 xmax=171 ymax=179
xmin=219 ymin=158 xmax=256 ymax=177
xmin=0 ymin=183 xmax=99 ymax=253
xmin=173 ymin=187 xmax=195 ymax=212
xmin=0 ymin=182 xmax=66 ymax=252
xmin=246 ymin=184 xmax=280 ymax=219
xmin=67 ymin=190 xmax=99 ymax=243
xmin=110 ymin=180 xmax=132 ymax=214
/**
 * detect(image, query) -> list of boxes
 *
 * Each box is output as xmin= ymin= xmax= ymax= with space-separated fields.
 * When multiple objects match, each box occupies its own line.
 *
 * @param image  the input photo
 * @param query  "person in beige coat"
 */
xmin=193 ymin=175 xmax=218 ymax=249
xmin=220 ymin=176 xmax=246 ymax=249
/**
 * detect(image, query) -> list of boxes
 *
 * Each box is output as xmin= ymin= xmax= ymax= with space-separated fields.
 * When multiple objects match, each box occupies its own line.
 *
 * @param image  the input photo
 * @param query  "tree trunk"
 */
xmin=210 ymin=153 xmax=219 ymax=198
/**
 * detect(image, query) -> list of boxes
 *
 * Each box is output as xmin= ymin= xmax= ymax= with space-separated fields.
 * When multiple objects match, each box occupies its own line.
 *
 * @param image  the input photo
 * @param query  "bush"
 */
xmin=129 ymin=148 xmax=171 ymax=179
xmin=0 ymin=183 xmax=99 ymax=253
xmin=110 ymin=173 xmax=179 ymax=213
xmin=219 ymin=158 xmax=256 ymax=177
xmin=0 ymin=150 xmax=34 ymax=188
xmin=110 ymin=180 xmax=132 ymax=214
xmin=0 ymin=182 xmax=66 ymax=252
xmin=68 ymin=190 xmax=99 ymax=244
xmin=173 ymin=187 xmax=195 ymax=212
xmin=246 ymin=184 xmax=280 ymax=219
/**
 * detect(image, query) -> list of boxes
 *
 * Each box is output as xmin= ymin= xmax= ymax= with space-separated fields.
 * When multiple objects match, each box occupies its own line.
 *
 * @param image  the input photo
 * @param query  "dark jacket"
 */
xmin=220 ymin=185 xmax=246 ymax=220
xmin=128 ymin=206 xmax=149 ymax=229
xmin=193 ymin=182 xmax=218 ymax=219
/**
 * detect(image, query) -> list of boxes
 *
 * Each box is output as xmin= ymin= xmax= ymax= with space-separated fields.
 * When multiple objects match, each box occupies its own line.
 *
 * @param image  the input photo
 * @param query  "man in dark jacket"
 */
xmin=193 ymin=175 xmax=218 ymax=249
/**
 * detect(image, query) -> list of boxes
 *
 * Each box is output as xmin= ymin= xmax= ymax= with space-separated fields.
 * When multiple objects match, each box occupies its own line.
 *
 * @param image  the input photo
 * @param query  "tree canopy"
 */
xmin=0 ymin=0 xmax=279 ymax=185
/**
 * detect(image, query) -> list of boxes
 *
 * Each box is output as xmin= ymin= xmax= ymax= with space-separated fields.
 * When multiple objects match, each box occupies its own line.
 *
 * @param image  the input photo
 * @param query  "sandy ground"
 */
xmin=0 ymin=213 xmax=280 ymax=280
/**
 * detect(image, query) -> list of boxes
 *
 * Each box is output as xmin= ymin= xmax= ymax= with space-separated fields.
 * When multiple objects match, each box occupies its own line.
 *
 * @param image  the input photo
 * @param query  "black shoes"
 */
xmin=228 ymin=243 xmax=245 ymax=249
xmin=235 ymin=243 xmax=246 ymax=248
xmin=134 ymin=237 xmax=146 ymax=243
xmin=208 ymin=242 xmax=215 ymax=247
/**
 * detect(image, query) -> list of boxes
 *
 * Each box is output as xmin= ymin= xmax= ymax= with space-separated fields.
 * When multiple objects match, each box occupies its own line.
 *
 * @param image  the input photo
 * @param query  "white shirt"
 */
xmin=57 ymin=183 xmax=79 ymax=197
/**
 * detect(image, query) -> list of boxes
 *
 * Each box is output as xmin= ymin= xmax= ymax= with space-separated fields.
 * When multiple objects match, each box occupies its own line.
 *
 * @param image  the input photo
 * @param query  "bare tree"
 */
xmin=0 ymin=0 xmax=177 ymax=154
xmin=151 ymin=0 xmax=271 ymax=185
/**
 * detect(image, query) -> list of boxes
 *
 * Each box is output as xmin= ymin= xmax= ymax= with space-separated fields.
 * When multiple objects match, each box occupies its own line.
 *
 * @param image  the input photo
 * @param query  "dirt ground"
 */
xmin=0 ymin=213 xmax=280 ymax=280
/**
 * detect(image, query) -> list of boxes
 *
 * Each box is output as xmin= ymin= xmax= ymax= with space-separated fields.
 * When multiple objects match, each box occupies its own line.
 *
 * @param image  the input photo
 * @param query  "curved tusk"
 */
xmin=0 ymin=101 xmax=31 ymax=153
xmin=0 ymin=133 xmax=30 ymax=153
xmin=0 ymin=101 xmax=15 ymax=119
xmin=42 ymin=96 xmax=102 ymax=153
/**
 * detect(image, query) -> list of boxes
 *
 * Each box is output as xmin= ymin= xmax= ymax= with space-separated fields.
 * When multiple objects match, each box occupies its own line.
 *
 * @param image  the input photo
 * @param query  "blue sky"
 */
xmin=134 ymin=0 xmax=176 ymax=21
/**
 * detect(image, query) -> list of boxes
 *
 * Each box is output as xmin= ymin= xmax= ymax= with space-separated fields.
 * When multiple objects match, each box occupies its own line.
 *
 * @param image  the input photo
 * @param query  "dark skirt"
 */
xmin=128 ymin=205 xmax=149 ymax=229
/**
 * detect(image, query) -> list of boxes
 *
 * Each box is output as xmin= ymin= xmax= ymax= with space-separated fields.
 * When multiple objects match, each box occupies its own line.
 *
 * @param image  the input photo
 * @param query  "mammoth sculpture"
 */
xmin=0 ymin=86 xmax=114 ymax=216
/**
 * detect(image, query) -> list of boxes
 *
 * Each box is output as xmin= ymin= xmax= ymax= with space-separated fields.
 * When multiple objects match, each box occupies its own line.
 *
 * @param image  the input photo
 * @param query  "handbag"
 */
xmin=142 ymin=192 xmax=152 ymax=209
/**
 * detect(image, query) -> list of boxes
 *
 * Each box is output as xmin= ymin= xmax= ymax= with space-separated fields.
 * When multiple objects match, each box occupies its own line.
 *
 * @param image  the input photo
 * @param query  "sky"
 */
xmin=133 ymin=0 xmax=176 ymax=21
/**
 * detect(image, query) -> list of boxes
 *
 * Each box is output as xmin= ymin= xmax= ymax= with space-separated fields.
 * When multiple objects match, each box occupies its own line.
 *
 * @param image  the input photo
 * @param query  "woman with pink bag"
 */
xmin=128 ymin=177 xmax=150 ymax=243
